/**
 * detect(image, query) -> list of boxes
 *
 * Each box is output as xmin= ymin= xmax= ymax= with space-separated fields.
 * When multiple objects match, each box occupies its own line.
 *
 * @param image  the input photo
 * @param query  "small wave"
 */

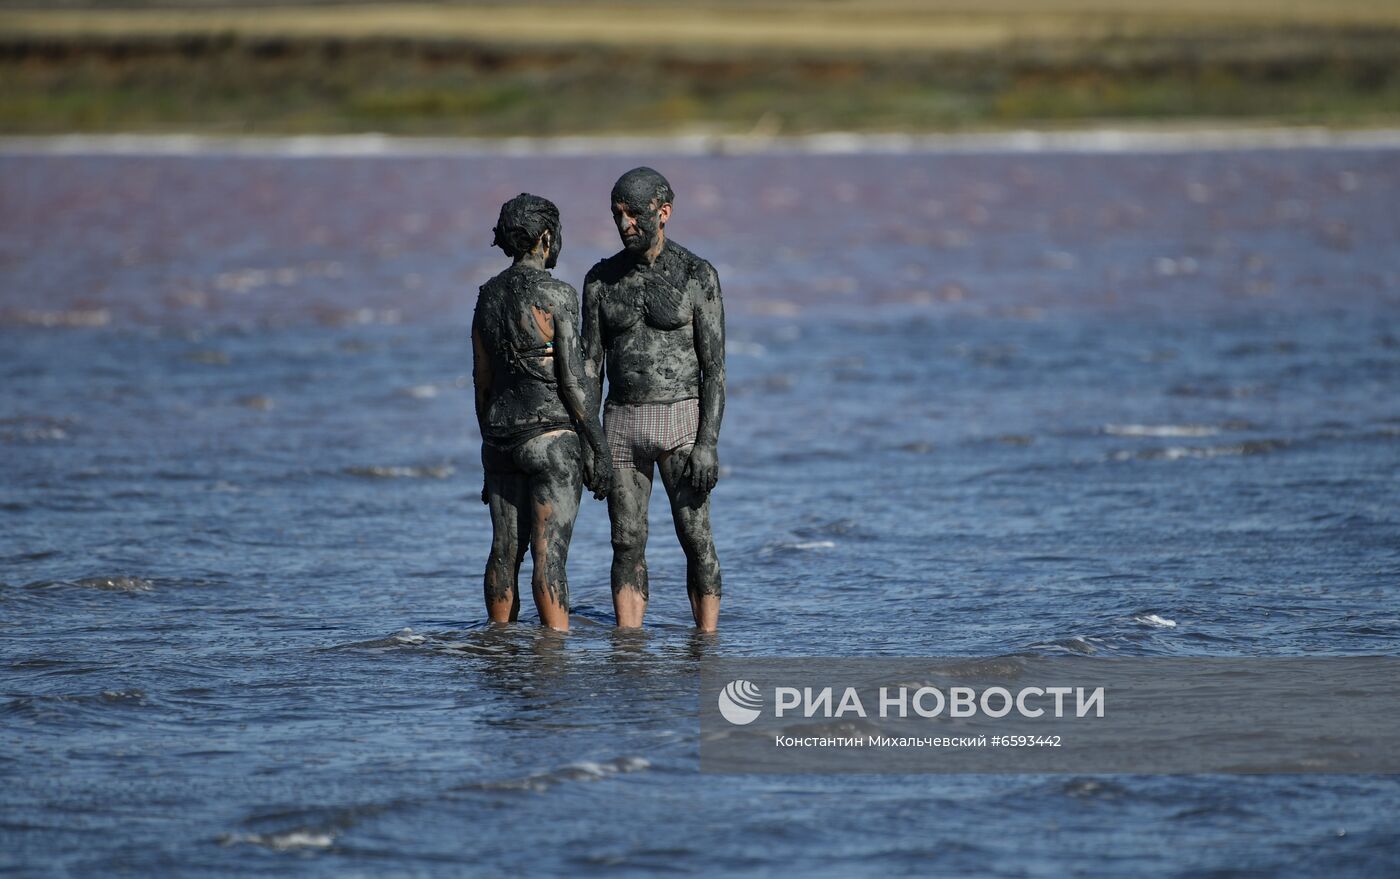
xmin=44 ymin=576 xmax=153 ymax=592
xmin=1104 ymin=424 xmax=1220 ymax=438
xmin=317 ymin=307 xmax=402 ymax=327
xmin=343 ymin=464 xmax=455 ymax=479
xmin=1060 ymin=778 xmax=1130 ymax=800
xmin=327 ymin=625 xmax=556 ymax=656
xmin=153 ymin=470 xmax=208 ymax=482
xmin=1 ymin=549 xmax=58 ymax=564
xmin=219 ymin=829 xmax=334 ymax=852
xmin=236 ymin=395 xmax=274 ymax=411
xmin=760 ymin=539 xmax=837 ymax=557
xmin=3 ymin=689 xmax=150 ymax=720
xmin=1133 ymin=613 xmax=1178 ymax=629
xmin=1168 ymin=383 xmax=1266 ymax=399
xmin=185 ymin=350 xmax=231 ymax=366
xmin=1023 ymin=636 xmax=1101 ymax=655
xmin=1109 ymin=439 xmax=1287 ymax=461
xmin=774 ymin=447 xmax=853 ymax=464
xmin=333 ymin=627 xmax=428 ymax=650
xmin=400 ymin=384 xmax=440 ymax=399
xmin=1224 ymin=340 xmax=1298 ymax=357
xmin=8 ymin=576 xmax=158 ymax=596
xmin=464 ymin=756 xmax=651 ymax=794
xmin=0 ymin=426 xmax=69 ymax=442
xmin=563 ymin=604 xmax=617 ymax=627
xmin=0 ymin=308 xmax=110 ymax=328
xmin=1170 ymin=802 xmax=1258 ymax=821
xmin=0 ymin=415 xmax=77 ymax=444
xmin=793 ymin=518 xmax=874 ymax=541
xmin=728 ymin=341 xmax=768 ymax=357
xmin=78 ymin=576 xmax=153 ymax=591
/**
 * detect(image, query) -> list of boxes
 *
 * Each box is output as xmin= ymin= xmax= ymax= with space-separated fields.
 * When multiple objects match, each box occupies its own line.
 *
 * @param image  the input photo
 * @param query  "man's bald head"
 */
xmin=611 ymin=167 xmax=674 ymax=257
xmin=611 ymin=167 xmax=674 ymax=215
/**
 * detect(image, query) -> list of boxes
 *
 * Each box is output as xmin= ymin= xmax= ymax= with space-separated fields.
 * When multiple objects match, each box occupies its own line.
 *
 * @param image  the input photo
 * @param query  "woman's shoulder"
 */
xmin=532 ymin=275 xmax=581 ymax=312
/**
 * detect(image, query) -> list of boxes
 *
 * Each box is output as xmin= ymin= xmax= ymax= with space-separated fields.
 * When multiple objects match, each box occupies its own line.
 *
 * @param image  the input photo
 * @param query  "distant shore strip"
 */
xmin=6 ymin=128 xmax=1400 ymax=158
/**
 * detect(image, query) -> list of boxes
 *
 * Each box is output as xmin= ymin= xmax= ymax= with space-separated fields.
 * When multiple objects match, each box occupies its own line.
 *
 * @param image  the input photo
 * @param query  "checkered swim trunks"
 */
xmin=604 ymin=397 xmax=700 ymax=472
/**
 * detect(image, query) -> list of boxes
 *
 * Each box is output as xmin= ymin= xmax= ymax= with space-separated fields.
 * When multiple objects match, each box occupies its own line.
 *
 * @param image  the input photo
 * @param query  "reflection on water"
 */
xmin=2 ymin=147 xmax=1399 ymax=876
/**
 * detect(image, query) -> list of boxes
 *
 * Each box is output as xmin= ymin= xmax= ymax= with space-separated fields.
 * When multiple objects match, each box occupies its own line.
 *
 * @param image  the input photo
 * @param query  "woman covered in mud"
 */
xmin=472 ymin=194 xmax=611 ymax=630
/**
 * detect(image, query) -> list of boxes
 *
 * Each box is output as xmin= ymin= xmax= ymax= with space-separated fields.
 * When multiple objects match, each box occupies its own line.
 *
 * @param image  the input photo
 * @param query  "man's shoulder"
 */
xmin=664 ymin=240 xmax=709 ymax=271
xmin=664 ymin=240 xmax=720 ymax=294
xmin=584 ymin=251 xmax=631 ymax=286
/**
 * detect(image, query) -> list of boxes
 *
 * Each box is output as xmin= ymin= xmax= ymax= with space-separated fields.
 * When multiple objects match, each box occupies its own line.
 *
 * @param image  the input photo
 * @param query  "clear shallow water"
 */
xmin=2 ymin=147 xmax=1399 ymax=876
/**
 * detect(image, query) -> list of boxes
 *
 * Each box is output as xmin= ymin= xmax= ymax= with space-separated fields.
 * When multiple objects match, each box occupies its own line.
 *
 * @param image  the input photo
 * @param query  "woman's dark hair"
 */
xmin=492 ymin=193 xmax=562 ymax=264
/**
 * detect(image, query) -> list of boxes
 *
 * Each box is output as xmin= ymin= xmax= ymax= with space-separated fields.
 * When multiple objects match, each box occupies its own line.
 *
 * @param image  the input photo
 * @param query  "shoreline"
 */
xmin=7 ymin=127 xmax=1400 ymax=157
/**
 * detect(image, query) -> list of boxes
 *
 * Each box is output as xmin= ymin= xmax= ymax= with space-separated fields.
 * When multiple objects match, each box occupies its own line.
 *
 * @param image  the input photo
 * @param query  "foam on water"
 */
xmin=8 ymin=576 xmax=157 ymax=593
xmin=342 ymin=464 xmax=456 ymax=479
xmin=219 ymin=830 xmax=335 ymax=852
xmin=465 ymin=757 xmax=653 ymax=794
xmin=1103 ymin=424 xmax=1221 ymax=438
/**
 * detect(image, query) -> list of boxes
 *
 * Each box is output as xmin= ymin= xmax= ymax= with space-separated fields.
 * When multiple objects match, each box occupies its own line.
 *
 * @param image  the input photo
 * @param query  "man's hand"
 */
xmin=685 ymin=443 xmax=719 ymax=494
xmin=584 ymin=448 xmax=613 ymax=500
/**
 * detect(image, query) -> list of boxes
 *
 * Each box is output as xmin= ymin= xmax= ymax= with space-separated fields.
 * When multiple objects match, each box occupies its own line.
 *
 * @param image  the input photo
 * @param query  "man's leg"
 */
xmin=608 ymin=463 xmax=653 ymax=628
xmin=658 ymin=446 xmax=721 ymax=632
xmin=520 ymin=431 xmax=583 ymax=632
xmin=484 ymin=469 xmax=528 ymax=623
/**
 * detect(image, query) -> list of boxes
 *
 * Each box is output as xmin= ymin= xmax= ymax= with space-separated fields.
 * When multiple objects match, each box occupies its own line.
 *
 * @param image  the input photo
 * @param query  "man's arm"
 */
xmin=688 ymin=262 xmax=725 ymax=493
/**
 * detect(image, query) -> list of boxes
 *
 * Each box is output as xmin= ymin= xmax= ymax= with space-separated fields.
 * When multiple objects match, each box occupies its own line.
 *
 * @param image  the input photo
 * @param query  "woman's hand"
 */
xmin=584 ymin=447 xmax=612 ymax=500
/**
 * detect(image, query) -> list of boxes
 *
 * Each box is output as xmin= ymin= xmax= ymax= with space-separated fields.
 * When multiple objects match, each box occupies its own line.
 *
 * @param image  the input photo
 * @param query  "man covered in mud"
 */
xmin=473 ymin=193 xmax=611 ymax=631
xmin=582 ymin=167 xmax=725 ymax=631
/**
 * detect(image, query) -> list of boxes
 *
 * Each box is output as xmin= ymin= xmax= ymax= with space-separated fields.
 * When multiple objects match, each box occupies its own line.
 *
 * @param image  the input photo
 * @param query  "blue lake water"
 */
xmin=2 ymin=145 xmax=1399 ymax=876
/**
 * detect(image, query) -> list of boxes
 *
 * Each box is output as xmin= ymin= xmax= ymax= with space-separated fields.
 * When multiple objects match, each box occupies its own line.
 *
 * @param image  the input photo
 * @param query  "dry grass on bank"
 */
xmin=3 ymin=1 xmax=1398 ymax=135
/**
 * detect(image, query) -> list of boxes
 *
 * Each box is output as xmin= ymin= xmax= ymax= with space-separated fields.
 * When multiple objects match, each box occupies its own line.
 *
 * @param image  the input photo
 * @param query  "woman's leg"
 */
xmin=517 ymin=430 xmax=583 ymax=631
xmin=484 ymin=466 xmax=529 ymax=623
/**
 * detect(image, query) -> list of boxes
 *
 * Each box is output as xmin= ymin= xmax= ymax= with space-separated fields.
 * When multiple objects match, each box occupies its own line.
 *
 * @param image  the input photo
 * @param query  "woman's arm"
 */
xmin=549 ymin=291 xmax=611 ymax=498
xmin=472 ymin=322 xmax=494 ymax=504
xmin=472 ymin=324 xmax=494 ymax=441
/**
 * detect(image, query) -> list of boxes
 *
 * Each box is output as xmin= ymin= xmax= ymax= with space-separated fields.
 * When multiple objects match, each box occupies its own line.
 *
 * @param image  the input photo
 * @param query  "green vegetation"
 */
xmin=2 ymin=2 xmax=1398 ymax=135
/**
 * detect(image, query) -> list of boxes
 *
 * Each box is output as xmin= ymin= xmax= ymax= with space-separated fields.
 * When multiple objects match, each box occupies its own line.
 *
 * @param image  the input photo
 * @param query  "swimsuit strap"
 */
xmin=505 ymin=342 xmax=555 ymax=380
